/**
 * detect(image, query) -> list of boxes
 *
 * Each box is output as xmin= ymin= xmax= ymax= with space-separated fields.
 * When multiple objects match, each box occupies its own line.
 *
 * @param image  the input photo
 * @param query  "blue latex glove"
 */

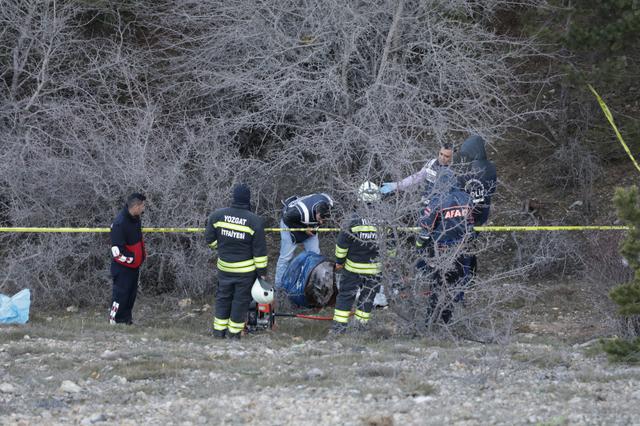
xmin=380 ymin=182 xmax=397 ymax=195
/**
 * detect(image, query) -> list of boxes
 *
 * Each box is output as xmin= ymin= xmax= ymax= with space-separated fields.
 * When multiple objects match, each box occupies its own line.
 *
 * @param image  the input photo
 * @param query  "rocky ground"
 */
xmin=1 ymin=289 xmax=640 ymax=426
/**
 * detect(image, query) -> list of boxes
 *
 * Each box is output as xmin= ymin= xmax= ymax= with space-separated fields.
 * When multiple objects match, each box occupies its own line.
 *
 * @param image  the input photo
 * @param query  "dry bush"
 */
xmin=0 ymin=0 xmax=550 ymax=341
xmin=581 ymin=232 xmax=639 ymax=338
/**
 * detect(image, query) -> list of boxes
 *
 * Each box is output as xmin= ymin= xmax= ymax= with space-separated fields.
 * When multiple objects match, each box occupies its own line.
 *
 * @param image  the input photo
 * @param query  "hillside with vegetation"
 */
xmin=1 ymin=1 xmax=640 ymax=423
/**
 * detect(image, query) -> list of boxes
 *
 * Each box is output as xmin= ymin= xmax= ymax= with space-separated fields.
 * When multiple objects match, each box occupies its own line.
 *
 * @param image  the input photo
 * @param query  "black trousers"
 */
xmin=417 ymin=249 xmax=465 ymax=324
xmin=335 ymin=270 xmax=381 ymax=314
xmin=215 ymin=272 xmax=255 ymax=325
xmin=110 ymin=264 xmax=139 ymax=324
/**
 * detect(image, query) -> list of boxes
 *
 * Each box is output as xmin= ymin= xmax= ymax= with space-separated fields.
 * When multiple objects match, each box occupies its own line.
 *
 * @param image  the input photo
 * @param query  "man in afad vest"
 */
xmin=417 ymin=169 xmax=473 ymax=325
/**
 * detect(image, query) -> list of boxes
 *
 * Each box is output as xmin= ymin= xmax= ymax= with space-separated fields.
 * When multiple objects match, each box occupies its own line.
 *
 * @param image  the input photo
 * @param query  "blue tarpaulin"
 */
xmin=0 ymin=289 xmax=31 ymax=324
xmin=279 ymin=251 xmax=326 ymax=307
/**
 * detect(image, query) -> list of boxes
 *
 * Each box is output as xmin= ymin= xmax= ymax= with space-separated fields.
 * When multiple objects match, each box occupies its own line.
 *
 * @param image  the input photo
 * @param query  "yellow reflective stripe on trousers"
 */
xmin=217 ymin=258 xmax=256 ymax=273
xmin=355 ymin=309 xmax=370 ymax=323
xmin=208 ymin=240 xmax=218 ymax=249
xmin=213 ymin=317 xmax=229 ymax=331
xmin=351 ymin=225 xmax=377 ymax=233
xmin=335 ymin=245 xmax=348 ymax=259
xmin=253 ymin=255 xmax=268 ymax=269
xmin=213 ymin=221 xmax=255 ymax=235
xmin=228 ymin=319 xmax=245 ymax=334
xmin=333 ymin=309 xmax=350 ymax=323
xmin=345 ymin=259 xmax=381 ymax=274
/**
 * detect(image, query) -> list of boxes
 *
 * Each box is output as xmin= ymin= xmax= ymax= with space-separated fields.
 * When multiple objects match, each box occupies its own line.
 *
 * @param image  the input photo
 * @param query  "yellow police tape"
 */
xmin=588 ymin=84 xmax=640 ymax=174
xmin=0 ymin=226 xmax=629 ymax=233
xmin=1 ymin=87 xmax=631 ymax=236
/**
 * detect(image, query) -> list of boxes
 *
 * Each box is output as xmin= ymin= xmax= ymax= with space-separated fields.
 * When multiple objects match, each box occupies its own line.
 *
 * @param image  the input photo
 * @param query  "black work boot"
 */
xmin=328 ymin=322 xmax=347 ymax=336
xmin=227 ymin=331 xmax=241 ymax=340
xmin=211 ymin=329 xmax=226 ymax=339
xmin=441 ymin=309 xmax=452 ymax=324
xmin=350 ymin=320 xmax=369 ymax=333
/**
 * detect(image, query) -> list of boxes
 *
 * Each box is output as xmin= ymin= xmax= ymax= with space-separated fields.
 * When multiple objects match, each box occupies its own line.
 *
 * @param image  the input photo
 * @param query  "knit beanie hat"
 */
xmin=232 ymin=183 xmax=251 ymax=206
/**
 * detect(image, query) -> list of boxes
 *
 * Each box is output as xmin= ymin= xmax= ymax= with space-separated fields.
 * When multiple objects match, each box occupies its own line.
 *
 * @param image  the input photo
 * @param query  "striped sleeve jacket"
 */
xmin=204 ymin=205 xmax=268 ymax=276
xmin=335 ymin=214 xmax=381 ymax=275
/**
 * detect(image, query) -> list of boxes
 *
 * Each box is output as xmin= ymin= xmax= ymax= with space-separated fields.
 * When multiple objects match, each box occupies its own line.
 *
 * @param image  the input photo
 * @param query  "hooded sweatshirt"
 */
xmin=457 ymin=136 xmax=497 ymax=226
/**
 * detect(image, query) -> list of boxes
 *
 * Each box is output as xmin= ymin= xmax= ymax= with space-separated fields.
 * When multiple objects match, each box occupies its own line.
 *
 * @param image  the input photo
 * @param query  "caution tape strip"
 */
xmin=0 ymin=226 xmax=629 ymax=233
xmin=588 ymin=84 xmax=640 ymax=174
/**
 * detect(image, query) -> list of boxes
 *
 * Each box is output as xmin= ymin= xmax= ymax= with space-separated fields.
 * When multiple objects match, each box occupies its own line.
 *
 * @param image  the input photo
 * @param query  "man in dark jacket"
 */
xmin=455 ymin=135 xmax=497 ymax=285
xmin=456 ymin=135 xmax=497 ymax=226
xmin=417 ymin=169 xmax=473 ymax=324
xmin=205 ymin=184 xmax=268 ymax=339
xmin=274 ymin=193 xmax=333 ymax=287
xmin=109 ymin=193 xmax=147 ymax=325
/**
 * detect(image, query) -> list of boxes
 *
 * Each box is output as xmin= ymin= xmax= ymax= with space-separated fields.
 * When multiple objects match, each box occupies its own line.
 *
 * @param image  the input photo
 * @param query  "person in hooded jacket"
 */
xmin=205 ymin=184 xmax=268 ymax=339
xmin=109 ymin=193 xmax=147 ymax=325
xmin=455 ymin=135 xmax=497 ymax=227
xmin=455 ymin=135 xmax=497 ymax=287
xmin=416 ymin=169 xmax=473 ymax=324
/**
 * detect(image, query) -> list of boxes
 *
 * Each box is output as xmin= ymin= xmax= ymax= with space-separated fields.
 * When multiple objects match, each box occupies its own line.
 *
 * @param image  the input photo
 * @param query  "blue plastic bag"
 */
xmin=0 ymin=289 xmax=31 ymax=324
xmin=279 ymin=251 xmax=326 ymax=307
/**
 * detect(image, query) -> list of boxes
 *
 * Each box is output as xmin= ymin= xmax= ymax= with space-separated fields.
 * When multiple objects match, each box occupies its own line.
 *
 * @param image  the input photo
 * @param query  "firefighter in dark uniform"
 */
xmin=109 ymin=193 xmax=147 ymax=325
xmin=417 ymin=169 xmax=473 ymax=325
xmin=205 ymin=184 xmax=268 ymax=339
xmin=331 ymin=182 xmax=382 ymax=334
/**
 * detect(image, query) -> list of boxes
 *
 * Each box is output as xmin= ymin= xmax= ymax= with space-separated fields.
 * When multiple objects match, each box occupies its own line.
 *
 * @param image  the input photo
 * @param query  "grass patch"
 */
xmin=6 ymin=344 xmax=55 ymax=356
xmin=583 ymin=342 xmax=605 ymax=359
xmin=510 ymin=350 xmax=569 ymax=369
xmin=109 ymin=359 xmax=215 ymax=381
xmin=0 ymin=328 xmax=30 ymax=342
xmin=536 ymin=416 xmax=568 ymax=426
xmin=390 ymin=345 xmax=416 ymax=355
xmin=575 ymin=370 xmax=640 ymax=384
xmin=357 ymin=365 xmax=398 ymax=378
xmin=400 ymin=375 xmax=438 ymax=397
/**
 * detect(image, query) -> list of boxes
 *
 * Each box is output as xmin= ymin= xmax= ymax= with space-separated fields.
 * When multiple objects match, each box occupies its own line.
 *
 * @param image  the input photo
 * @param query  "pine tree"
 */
xmin=602 ymin=186 xmax=640 ymax=362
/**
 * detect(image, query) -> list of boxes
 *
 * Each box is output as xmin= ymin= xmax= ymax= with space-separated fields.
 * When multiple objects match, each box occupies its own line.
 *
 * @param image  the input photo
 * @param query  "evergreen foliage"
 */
xmin=602 ymin=186 xmax=640 ymax=362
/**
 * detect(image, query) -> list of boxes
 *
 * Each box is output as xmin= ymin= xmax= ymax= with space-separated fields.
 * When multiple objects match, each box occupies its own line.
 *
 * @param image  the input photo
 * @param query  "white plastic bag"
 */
xmin=0 ymin=289 xmax=31 ymax=324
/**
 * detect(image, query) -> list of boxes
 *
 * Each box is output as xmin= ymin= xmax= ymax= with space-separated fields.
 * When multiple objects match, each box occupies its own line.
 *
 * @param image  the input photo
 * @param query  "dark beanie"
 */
xmin=232 ymin=183 xmax=251 ymax=206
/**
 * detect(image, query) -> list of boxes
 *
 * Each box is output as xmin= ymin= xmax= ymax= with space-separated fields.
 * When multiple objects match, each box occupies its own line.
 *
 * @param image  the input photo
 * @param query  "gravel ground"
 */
xmin=1 ymin=301 xmax=640 ymax=426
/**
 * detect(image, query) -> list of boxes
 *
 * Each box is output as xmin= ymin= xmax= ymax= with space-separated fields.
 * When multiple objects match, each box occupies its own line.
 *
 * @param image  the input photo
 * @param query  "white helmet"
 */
xmin=251 ymin=277 xmax=274 ymax=304
xmin=358 ymin=181 xmax=381 ymax=203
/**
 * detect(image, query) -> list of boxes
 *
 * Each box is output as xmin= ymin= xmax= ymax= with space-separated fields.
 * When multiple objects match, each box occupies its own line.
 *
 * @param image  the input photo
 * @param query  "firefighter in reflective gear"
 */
xmin=417 ymin=169 xmax=473 ymax=324
xmin=331 ymin=182 xmax=382 ymax=334
xmin=109 ymin=193 xmax=147 ymax=325
xmin=205 ymin=184 xmax=268 ymax=339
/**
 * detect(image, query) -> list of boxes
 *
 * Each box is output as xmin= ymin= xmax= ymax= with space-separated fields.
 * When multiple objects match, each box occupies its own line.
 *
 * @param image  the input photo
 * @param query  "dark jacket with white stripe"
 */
xmin=110 ymin=207 xmax=146 ymax=270
xmin=335 ymin=214 xmax=381 ymax=275
xmin=282 ymin=193 xmax=333 ymax=243
xmin=204 ymin=203 xmax=268 ymax=277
